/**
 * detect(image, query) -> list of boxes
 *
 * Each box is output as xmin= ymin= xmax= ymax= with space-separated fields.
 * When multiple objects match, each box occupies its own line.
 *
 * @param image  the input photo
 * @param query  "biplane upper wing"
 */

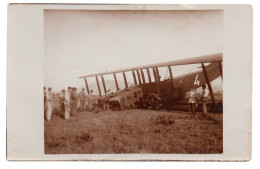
xmin=80 ymin=53 xmax=223 ymax=104
xmin=79 ymin=53 xmax=222 ymax=78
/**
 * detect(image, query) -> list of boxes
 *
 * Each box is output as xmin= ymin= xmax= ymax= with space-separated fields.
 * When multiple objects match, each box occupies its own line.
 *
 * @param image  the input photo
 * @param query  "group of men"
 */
xmin=44 ymin=87 xmax=94 ymax=121
xmin=188 ymin=84 xmax=209 ymax=115
xmin=44 ymin=84 xmax=210 ymax=121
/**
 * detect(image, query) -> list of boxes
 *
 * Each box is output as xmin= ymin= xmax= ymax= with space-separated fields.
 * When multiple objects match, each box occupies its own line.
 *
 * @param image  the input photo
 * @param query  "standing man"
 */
xmin=201 ymin=84 xmax=209 ymax=114
xmin=70 ymin=87 xmax=78 ymax=116
xmin=64 ymin=87 xmax=71 ymax=120
xmin=44 ymin=87 xmax=47 ymax=118
xmin=188 ymin=87 xmax=197 ymax=115
xmin=59 ymin=90 xmax=65 ymax=116
xmin=79 ymin=88 xmax=87 ymax=111
xmin=68 ymin=87 xmax=73 ymax=116
xmin=88 ymin=89 xmax=94 ymax=111
xmin=46 ymin=87 xmax=53 ymax=121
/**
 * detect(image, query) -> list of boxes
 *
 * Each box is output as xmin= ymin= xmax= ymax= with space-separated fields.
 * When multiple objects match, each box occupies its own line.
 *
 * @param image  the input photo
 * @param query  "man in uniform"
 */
xmin=79 ymin=88 xmax=87 ymax=111
xmin=201 ymin=84 xmax=209 ymax=114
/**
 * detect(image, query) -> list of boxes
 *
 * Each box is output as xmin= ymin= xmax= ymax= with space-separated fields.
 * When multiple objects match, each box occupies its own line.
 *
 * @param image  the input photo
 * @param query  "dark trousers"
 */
xmin=60 ymin=102 xmax=65 ymax=113
xmin=80 ymin=100 xmax=86 ymax=111
xmin=190 ymin=103 xmax=196 ymax=115
xmin=201 ymin=97 xmax=208 ymax=114
xmin=71 ymin=101 xmax=77 ymax=116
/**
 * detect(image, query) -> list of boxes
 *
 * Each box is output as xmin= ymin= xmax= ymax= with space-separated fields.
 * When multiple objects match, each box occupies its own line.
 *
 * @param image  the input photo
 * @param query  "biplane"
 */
xmin=79 ymin=53 xmax=223 ymax=112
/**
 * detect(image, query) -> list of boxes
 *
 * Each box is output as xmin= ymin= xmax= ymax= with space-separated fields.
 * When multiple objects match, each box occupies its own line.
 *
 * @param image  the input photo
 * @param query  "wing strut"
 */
xmin=132 ymin=71 xmax=137 ymax=86
xmin=141 ymin=69 xmax=146 ymax=84
xmin=168 ymin=66 xmax=175 ymax=89
xmin=84 ymin=78 xmax=90 ymax=94
xmin=123 ymin=72 xmax=128 ymax=88
xmin=219 ymin=62 xmax=223 ymax=80
xmin=113 ymin=73 xmax=119 ymax=91
xmin=146 ymin=68 xmax=152 ymax=83
xmin=153 ymin=67 xmax=160 ymax=93
xmin=95 ymin=76 xmax=102 ymax=96
xmin=101 ymin=75 xmax=107 ymax=94
xmin=202 ymin=63 xmax=216 ymax=105
xmin=136 ymin=70 xmax=142 ymax=85
xmin=156 ymin=67 xmax=160 ymax=82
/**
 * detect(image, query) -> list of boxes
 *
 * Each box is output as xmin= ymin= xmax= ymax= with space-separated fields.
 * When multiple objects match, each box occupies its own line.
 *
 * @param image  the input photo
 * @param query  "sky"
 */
xmin=44 ymin=10 xmax=223 ymax=92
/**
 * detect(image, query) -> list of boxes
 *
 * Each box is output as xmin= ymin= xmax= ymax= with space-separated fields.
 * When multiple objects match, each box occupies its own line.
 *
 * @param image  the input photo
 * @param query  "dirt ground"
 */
xmin=44 ymin=109 xmax=222 ymax=154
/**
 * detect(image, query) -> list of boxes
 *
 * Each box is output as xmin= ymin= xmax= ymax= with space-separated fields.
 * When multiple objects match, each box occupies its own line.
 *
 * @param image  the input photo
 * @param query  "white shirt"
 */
xmin=88 ymin=92 xmax=93 ymax=99
xmin=60 ymin=92 xmax=65 ymax=99
xmin=202 ymin=89 xmax=209 ymax=98
xmin=46 ymin=91 xmax=52 ymax=101
xmin=189 ymin=90 xmax=196 ymax=103
xmin=64 ymin=91 xmax=70 ymax=102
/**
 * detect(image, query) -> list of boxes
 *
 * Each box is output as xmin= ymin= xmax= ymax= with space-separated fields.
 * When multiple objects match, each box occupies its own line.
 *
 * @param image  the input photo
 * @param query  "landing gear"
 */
xmin=137 ymin=93 xmax=162 ymax=110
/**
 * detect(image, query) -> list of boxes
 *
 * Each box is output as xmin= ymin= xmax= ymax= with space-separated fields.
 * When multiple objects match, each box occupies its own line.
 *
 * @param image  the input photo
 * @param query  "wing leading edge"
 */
xmin=79 ymin=53 xmax=223 ymax=78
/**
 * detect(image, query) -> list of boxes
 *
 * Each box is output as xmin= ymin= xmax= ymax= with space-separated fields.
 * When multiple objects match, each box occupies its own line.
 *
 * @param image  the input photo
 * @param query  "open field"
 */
xmin=44 ymin=109 xmax=222 ymax=154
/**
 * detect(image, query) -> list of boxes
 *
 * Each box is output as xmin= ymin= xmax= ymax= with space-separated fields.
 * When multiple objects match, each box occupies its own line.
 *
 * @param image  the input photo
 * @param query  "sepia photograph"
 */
xmin=6 ymin=3 xmax=252 ymax=161
xmin=44 ymin=10 xmax=223 ymax=154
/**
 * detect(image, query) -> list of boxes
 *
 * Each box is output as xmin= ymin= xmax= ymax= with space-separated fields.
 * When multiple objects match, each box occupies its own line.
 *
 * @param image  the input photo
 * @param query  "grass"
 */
xmin=44 ymin=109 xmax=222 ymax=154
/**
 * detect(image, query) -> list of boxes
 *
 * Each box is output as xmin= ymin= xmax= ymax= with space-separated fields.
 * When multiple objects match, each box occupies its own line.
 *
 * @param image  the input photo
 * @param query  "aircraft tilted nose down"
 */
xmin=79 ymin=53 xmax=223 ymax=112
